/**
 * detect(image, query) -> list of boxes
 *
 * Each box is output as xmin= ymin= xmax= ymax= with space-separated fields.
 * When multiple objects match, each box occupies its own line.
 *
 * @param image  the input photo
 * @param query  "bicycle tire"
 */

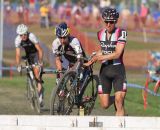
xmin=31 ymin=79 xmax=41 ymax=114
xmin=80 ymin=75 xmax=99 ymax=115
xmin=26 ymin=75 xmax=36 ymax=110
xmin=50 ymin=70 xmax=79 ymax=115
xmin=26 ymin=76 xmax=33 ymax=100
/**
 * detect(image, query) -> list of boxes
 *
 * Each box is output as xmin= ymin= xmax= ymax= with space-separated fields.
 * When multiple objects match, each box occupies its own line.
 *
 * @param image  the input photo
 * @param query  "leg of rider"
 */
xmin=99 ymin=73 xmax=115 ymax=109
xmin=99 ymin=69 xmax=115 ymax=109
xmin=33 ymin=66 xmax=42 ymax=95
xmin=99 ymin=94 xmax=115 ymax=109
xmin=115 ymin=91 xmax=126 ymax=116
xmin=154 ymin=80 xmax=160 ymax=93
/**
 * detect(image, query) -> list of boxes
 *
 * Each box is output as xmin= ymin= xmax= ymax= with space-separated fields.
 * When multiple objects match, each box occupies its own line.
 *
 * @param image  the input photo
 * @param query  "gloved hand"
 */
xmin=17 ymin=65 xmax=22 ymax=73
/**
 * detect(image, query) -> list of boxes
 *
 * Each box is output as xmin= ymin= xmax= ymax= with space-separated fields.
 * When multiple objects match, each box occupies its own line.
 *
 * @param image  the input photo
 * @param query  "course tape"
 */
xmin=0 ymin=67 xmax=57 ymax=73
xmin=127 ymin=83 xmax=160 ymax=97
xmin=0 ymin=66 xmax=17 ymax=71
xmin=1 ymin=67 xmax=160 ymax=97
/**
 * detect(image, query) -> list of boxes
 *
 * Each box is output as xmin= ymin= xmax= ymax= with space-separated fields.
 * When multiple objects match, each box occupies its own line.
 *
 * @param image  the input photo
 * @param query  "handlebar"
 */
xmin=42 ymin=68 xmax=66 ymax=74
xmin=20 ymin=64 xmax=32 ymax=72
xmin=65 ymin=52 xmax=97 ymax=61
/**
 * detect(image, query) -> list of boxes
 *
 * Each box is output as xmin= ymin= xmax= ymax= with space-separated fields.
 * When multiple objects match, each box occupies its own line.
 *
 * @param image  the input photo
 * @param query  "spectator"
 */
xmin=133 ymin=11 xmax=140 ymax=31
xmin=63 ymin=0 xmax=72 ymax=21
xmin=16 ymin=3 xmax=24 ymax=23
xmin=140 ymin=1 xmax=149 ymax=26
xmin=99 ymin=0 xmax=111 ymax=12
xmin=29 ymin=0 xmax=35 ymax=17
xmin=92 ymin=3 xmax=101 ymax=28
xmin=71 ymin=1 xmax=83 ymax=26
xmin=121 ymin=7 xmax=131 ymax=29
xmin=4 ymin=0 xmax=12 ymax=24
xmin=40 ymin=1 xmax=49 ymax=28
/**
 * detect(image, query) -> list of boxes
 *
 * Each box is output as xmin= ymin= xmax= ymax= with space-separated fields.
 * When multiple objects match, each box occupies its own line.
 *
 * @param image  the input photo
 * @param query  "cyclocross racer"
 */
xmin=15 ymin=24 xmax=44 ymax=107
xmin=52 ymin=22 xmax=86 ymax=82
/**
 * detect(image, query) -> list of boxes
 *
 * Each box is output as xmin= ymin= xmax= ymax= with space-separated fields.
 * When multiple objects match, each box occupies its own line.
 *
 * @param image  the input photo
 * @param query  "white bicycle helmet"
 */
xmin=16 ymin=24 xmax=28 ymax=35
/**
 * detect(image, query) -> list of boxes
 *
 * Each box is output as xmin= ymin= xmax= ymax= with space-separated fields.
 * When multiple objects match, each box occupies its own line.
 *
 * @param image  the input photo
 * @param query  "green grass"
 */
xmin=0 ymin=76 xmax=56 ymax=97
xmin=0 ymin=75 xmax=160 ymax=116
xmin=28 ymin=24 xmax=55 ymax=48
xmin=0 ymin=75 xmax=56 ymax=114
xmin=126 ymin=40 xmax=159 ymax=50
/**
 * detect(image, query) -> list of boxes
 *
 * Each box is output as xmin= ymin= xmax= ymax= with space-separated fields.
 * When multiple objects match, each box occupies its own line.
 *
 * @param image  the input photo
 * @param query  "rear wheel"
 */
xmin=50 ymin=70 xmax=79 ymax=115
xmin=80 ymin=75 xmax=99 ymax=115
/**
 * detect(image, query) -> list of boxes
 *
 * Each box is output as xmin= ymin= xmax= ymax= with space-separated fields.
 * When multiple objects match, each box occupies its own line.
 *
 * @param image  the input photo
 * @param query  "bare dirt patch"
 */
xmin=124 ymin=50 xmax=149 ymax=68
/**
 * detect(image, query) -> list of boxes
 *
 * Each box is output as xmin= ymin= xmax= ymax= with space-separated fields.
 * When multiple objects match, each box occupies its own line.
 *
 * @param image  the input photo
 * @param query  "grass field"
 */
xmin=2 ymin=23 xmax=160 ymax=116
xmin=0 ymin=72 xmax=160 ymax=116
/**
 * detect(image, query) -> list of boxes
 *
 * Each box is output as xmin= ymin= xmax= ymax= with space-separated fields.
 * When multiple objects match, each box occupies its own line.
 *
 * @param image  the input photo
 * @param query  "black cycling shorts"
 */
xmin=27 ymin=53 xmax=39 ymax=65
xmin=99 ymin=63 xmax=127 ymax=94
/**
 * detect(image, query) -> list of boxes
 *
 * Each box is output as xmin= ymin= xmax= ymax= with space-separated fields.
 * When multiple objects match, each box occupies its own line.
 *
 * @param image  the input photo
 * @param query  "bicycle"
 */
xmin=50 ymin=53 xmax=99 ymax=115
xmin=21 ymin=56 xmax=43 ymax=114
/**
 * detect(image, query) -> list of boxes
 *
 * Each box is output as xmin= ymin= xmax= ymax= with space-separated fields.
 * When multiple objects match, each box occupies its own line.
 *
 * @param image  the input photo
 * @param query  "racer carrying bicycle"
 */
xmin=84 ymin=7 xmax=127 ymax=116
xmin=52 ymin=22 xmax=86 ymax=83
xmin=15 ymin=24 xmax=44 ymax=107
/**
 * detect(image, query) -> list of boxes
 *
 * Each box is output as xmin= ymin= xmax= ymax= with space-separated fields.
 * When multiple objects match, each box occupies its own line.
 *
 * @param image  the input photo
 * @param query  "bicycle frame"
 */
xmin=69 ymin=56 xmax=95 ymax=105
xmin=50 ymin=52 xmax=98 ymax=115
xmin=21 ymin=57 xmax=35 ymax=85
xmin=21 ymin=56 xmax=42 ymax=113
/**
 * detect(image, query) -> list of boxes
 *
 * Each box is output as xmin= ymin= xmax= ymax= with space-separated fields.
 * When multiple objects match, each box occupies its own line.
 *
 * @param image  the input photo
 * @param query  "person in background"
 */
xmin=140 ymin=0 xmax=149 ymax=26
xmin=40 ymin=1 xmax=49 ymax=28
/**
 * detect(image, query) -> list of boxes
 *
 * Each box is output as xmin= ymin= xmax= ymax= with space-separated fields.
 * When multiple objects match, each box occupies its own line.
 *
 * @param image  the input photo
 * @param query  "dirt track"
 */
xmin=124 ymin=50 xmax=148 ymax=68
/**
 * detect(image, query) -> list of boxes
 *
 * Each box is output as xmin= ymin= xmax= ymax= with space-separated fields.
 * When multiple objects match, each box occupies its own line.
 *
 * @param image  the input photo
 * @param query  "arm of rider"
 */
xmin=83 ymin=50 xmax=102 ymax=66
xmin=35 ymin=43 xmax=43 ymax=66
xmin=55 ymin=56 xmax=63 ymax=81
xmin=55 ymin=56 xmax=63 ymax=71
xmin=16 ymin=47 xmax=22 ymax=72
xmin=84 ymin=44 xmax=125 ymax=66
xmin=96 ymin=43 xmax=125 ymax=61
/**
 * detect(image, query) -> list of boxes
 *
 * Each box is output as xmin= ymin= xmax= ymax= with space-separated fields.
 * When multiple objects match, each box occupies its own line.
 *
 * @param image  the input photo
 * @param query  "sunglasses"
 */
xmin=105 ymin=21 xmax=115 ymax=24
xmin=58 ymin=36 xmax=67 ymax=39
xmin=20 ymin=34 xmax=27 ymax=37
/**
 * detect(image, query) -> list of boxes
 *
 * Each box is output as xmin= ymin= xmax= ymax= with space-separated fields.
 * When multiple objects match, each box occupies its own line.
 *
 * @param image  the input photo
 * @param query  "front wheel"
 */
xmin=80 ymin=75 xmax=99 ymax=115
xmin=26 ymin=76 xmax=33 ymax=100
xmin=50 ymin=70 xmax=79 ymax=115
xmin=31 ymin=79 xmax=41 ymax=114
xmin=26 ymin=76 xmax=35 ymax=110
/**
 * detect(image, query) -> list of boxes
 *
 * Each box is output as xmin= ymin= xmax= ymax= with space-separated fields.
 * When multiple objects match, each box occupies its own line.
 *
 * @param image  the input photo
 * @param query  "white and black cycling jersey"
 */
xmin=52 ymin=36 xmax=86 ymax=63
xmin=15 ymin=32 xmax=39 ymax=56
